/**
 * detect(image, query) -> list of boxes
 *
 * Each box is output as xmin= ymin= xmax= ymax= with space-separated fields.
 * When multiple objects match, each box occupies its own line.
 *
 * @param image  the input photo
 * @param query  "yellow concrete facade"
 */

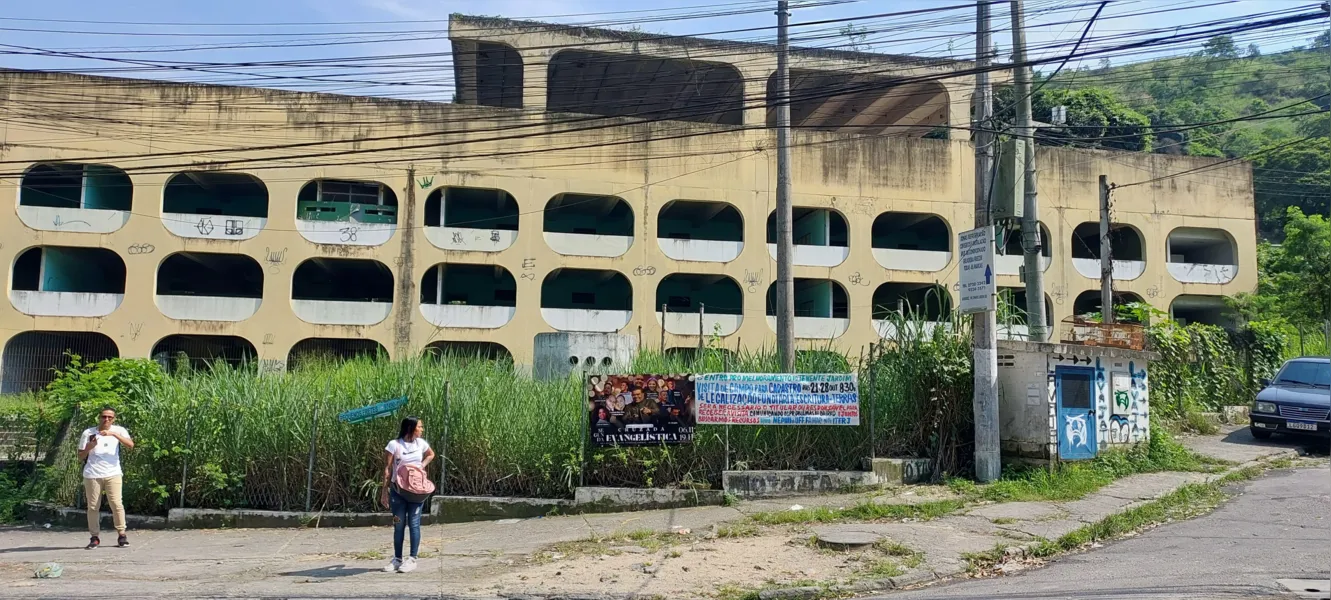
xmin=0 ymin=20 xmax=1257 ymax=380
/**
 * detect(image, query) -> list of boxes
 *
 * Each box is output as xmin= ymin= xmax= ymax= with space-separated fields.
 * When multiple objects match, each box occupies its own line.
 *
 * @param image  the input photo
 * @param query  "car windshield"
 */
xmin=1273 ymin=361 xmax=1331 ymax=387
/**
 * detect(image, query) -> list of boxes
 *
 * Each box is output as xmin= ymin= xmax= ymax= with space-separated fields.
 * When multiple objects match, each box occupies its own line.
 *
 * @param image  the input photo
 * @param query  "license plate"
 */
xmin=1286 ymin=421 xmax=1319 ymax=432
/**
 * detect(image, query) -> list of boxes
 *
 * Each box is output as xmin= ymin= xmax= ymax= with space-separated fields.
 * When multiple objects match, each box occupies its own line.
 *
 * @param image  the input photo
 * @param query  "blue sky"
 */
xmin=0 ymin=0 xmax=1323 ymax=101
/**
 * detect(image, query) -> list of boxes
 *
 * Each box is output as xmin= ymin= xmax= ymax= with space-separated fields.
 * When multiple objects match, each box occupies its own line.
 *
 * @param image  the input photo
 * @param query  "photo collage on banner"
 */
xmin=587 ymin=374 xmax=696 ymax=447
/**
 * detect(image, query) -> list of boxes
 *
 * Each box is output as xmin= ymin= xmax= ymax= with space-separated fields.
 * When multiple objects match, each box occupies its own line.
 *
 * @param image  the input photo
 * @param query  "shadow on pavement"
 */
xmin=1225 ymin=427 xmax=1331 ymax=456
xmin=278 ymin=565 xmax=381 ymax=579
xmin=0 ymin=546 xmax=84 ymax=554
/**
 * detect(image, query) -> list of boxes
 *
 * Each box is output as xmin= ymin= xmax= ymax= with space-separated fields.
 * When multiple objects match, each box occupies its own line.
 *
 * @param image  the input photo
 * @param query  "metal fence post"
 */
xmin=179 ymin=411 xmax=194 ymax=509
xmin=304 ymin=405 xmax=318 ymax=513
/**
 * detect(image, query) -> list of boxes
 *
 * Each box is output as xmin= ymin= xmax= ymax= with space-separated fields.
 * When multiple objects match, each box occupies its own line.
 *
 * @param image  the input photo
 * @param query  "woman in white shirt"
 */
xmin=380 ymin=417 xmax=434 ymax=573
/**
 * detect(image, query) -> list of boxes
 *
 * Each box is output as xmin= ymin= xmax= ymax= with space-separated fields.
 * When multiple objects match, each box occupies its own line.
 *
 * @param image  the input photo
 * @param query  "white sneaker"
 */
xmin=383 ymin=558 xmax=401 ymax=573
xmin=398 ymin=557 xmax=417 ymax=573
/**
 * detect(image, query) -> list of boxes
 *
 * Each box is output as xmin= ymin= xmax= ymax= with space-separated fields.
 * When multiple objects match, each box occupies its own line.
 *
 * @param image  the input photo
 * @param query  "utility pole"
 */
xmin=972 ymin=0 xmax=1001 ymax=484
xmin=1099 ymin=175 xmax=1115 ymax=325
xmin=1010 ymin=0 xmax=1048 ymax=341
xmin=775 ymin=0 xmax=796 ymax=372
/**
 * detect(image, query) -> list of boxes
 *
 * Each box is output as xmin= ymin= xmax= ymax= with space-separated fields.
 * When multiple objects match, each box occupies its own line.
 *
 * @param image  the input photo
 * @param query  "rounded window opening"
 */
xmin=156 ymin=252 xmax=264 ymax=322
xmin=422 ymin=341 xmax=512 ymax=364
xmin=151 ymin=334 xmax=258 ymax=373
xmin=11 ymin=246 xmax=126 ymax=317
xmin=1169 ymin=295 xmax=1237 ymax=328
xmin=291 ymin=258 xmax=394 ymax=325
xmin=1072 ymin=290 xmax=1149 ymax=324
xmin=424 ymin=186 xmax=519 ymax=230
xmin=164 ymin=171 xmax=269 ymax=219
xmin=998 ymin=222 xmax=1052 ymax=258
xmin=287 ymin=338 xmax=387 ymax=371
xmin=657 ymin=200 xmax=745 ymax=263
xmin=872 ymin=283 xmax=953 ymax=322
xmin=1071 ymin=222 xmax=1144 ymax=261
xmin=1 ymin=331 xmax=118 ymax=394
xmin=20 ymin=162 xmax=132 ymax=211
xmin=767 ymin=208 xmax=849 ymax=247
xmin=656 ymin=274 xmax=743 ymax=336
xmin=996 ymin=288 xmax=1055 ymax=340
xmin=541 ymin=268 xmax=634 ymax=332
xmin=548 ymin=49 xmax=744 ymax=125
xmin=770 ymin=70 xmax=950 ymax=138
xmin=601 ymin=357 xmax=613 ymax=366
xmin=420 ymin=263 xmax=516 ymax=329
xmin=871 ymin=212 xmax=951 ymax=272
xmin=569 ymin=356 xmax=580 ymax=365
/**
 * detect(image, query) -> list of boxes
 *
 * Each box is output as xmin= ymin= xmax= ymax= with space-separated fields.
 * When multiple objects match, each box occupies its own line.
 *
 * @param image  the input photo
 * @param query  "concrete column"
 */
xmin=520 ymin=51 xmax=549 ymax=112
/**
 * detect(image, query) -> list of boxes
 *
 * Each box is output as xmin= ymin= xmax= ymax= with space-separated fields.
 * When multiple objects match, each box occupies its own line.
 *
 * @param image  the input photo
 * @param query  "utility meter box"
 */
xmin=993 ymin=138 xmax=1025 ymax=221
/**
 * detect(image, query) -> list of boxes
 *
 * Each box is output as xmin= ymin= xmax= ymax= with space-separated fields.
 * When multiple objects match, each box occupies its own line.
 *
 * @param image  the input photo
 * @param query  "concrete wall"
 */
xmin=0 ymin=69 xmax=1258 ymax=375
xmin=997 ymin=340 xmax=1153 ymax=461
xmin=533 ymin=332 xmax=638 ymax=380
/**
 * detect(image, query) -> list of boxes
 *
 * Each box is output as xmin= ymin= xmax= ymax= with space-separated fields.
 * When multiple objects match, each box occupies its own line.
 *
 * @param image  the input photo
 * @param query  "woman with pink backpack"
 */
xmin=380 ymin=416 xmax=435 ymax=573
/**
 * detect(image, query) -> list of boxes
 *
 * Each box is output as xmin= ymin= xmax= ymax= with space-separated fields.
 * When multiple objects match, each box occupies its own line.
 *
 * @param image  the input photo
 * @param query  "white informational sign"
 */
xmin=958 ymin=226 xmax=996 ymax=314
xmin=694 ymin=373 xmax=859 ymax=426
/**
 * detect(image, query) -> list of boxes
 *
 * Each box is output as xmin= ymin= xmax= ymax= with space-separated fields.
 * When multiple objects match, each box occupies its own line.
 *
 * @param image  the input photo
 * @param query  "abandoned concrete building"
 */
xmin=0 ymin=15 xmax=1256 ymax=389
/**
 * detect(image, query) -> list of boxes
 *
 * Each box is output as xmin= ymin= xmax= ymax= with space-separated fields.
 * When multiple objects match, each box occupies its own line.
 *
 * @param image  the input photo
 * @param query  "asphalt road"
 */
xmin=880 ymin=461 xmax=1330 ymax=600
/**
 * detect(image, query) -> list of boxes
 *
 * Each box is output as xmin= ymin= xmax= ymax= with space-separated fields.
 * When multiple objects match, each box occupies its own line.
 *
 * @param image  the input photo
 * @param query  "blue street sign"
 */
xmin=337 ymin=396 xmax=408 ymax=424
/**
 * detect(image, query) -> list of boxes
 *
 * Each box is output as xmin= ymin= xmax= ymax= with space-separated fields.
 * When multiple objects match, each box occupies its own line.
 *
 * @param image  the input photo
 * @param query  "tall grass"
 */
xmin=27 ymin=316 xmax=978 ymax=513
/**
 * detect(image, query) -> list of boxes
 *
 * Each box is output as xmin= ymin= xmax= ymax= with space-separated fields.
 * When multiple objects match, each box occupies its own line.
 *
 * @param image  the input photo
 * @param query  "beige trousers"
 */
xmin=84 ymin=476 xmax=125 ymax=536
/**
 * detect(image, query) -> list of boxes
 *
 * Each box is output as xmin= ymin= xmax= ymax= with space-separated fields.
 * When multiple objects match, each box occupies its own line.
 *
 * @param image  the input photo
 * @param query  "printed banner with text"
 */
xmin=694 ymin=373 xmax=859 ymax=425
xmin=587 ymin=374 xmax=696 ymax=447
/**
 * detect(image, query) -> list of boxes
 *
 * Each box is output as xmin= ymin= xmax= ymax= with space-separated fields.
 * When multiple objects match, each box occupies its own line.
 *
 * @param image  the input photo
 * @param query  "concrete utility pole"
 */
xmin=1010 ymin=0 xmax=1049 ymax=342
xmin=775 ymin=0 xmax=796 ymax=372
xmin=1099 ymin=175 xmax=1115 ymax=325
xmin=972 ymin=0 xmax=1001 ymax=484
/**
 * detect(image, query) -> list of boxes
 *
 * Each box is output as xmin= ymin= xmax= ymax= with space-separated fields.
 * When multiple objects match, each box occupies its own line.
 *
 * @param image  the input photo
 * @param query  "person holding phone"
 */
xmin=77 ymin=407 xmax=134 ymax=549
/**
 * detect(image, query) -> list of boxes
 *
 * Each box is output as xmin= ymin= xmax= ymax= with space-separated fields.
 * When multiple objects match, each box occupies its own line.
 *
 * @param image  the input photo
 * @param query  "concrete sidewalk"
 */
xmin=0 ymin=428 xmax=1301 ymax=599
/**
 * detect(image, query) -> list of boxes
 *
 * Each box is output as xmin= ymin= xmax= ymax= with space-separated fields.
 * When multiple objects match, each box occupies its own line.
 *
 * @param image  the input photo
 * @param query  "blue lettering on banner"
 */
xmin=696 ymin=373 xmax=859 ymax=426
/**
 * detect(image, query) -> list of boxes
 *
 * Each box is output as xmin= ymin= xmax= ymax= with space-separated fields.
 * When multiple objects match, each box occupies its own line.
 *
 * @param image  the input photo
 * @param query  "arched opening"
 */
xmin=151 ymin=335 xmax=257 ymax=372
xmin=765 ymin=279 xmax=850 ymax=339
xmin=423 ymin=341 xmax=513 ymax=363
xmin=548 ymin=49 xmax=744 ymax=125
xmin=291 ymin=258 xmax=393 ymax=325
xmin=544 ymin=193 xmax=634 ymax=257
xmin=1071 ymin=222 xmax=1145 ymax=280
xmin=769 ymin=70 xmax=950 ymax=137
xmin=287 ymin=338 xmax=387 ymax=371
xmin=871 ymin=212 xmax=951 ymax=271
xmin=657 ymin=200 xmax=744 ymax=263
xmin=155 ymin=252 xmax=263 ymax=321
xmin=452 ymin=41 xmax=524 ymax=108
xmin=1166 ymin=227 xmax=1238 ymax=284
xmin=996 ymin=288 xmax=1055 ymax=340
xmin=655 ymin=274 xmax=743 ymax=336
xmin=1073 ymin=290 xmax=1149 ymax=324
xmin=1 ymin=331 xmax=119 ymax=394
xmin=872 ymin=282 xmax=952 ymax=339
xmin=423 ymin=186 xmax=519 ymax=252
xmin=419 ymin=263 xmax=516 ymax=329
xmin=1170 ymin=295 xmax=1237 ymax=328
xmin=541 ymin=268 xmax=633 ymax=332
xmin=10 ymin=246 xmax=126 ymax=317
xmin=766 ymin=208 xmax=850 ymax=267
xmin=164 ymin=172 xmax=267 ymax=218
xmin=21 ymin=163 xmax=131 ymax=210
xmin=296 ymin=179 xmax=398 ymax=246
xmin=995 ymin=221 xmax=1052 ymax=276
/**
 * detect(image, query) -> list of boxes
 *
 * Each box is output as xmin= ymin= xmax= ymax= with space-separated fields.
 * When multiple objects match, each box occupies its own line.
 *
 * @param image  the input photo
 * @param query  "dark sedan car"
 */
xmin=1250 ymin=357 xmax=1330 ymax=439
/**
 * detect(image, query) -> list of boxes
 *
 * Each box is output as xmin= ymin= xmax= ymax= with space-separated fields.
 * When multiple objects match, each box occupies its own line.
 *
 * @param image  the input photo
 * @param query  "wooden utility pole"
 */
xmin=774 ymin=0 xmax=796 ymax=372
xmin=1010 ymin=0 xmax=1048 ymax=341
xmin=1100 ymin=175 xmax=1115 ymax=324
xmin=972 ymin=0 xmax=1001 ymax=483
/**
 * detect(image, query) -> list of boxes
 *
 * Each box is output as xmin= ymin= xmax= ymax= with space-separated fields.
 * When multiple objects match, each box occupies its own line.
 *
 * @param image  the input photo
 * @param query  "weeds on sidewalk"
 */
xmin=949 ymin=425 xmax=1227 ymax=503
xmin=748 ymin=498 xmax=965 ymax=526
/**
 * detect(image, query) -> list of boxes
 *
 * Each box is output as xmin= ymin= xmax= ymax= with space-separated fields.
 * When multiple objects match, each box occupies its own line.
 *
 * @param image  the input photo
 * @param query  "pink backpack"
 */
xmin=392 ymin=446 xmax=436 ymax=503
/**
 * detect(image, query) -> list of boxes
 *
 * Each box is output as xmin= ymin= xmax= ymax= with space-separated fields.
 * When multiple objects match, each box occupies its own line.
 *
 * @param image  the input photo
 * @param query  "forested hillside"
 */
xmin=1031 ymin=32 xmax=1329 ymax=239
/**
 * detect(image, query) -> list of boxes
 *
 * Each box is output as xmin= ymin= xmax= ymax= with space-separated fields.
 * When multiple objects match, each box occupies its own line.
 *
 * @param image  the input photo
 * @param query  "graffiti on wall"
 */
xmin=1108 ymin=415 xmax=1131 ymax=444
xmin=1064 ymin=414 xmax=1089 ymax=448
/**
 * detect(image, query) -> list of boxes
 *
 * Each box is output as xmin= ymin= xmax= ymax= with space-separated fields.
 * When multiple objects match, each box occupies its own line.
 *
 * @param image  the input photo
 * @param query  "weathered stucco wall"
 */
xmin=0 ymin=70 xmax=1257 ymax=372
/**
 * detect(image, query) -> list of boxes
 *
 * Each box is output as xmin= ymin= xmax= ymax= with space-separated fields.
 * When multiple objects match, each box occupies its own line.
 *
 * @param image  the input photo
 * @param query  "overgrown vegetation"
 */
xmin=961 ymin=424 xmax=1225 ymax=503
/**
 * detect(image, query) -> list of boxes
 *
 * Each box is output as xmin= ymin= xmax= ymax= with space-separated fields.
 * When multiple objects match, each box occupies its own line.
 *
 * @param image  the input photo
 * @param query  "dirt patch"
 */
xmin=492 ymin=530 xmax=924 ymax=599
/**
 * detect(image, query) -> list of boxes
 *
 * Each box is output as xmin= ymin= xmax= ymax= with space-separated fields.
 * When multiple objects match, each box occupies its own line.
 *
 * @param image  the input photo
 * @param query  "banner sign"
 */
xmin=694 ymin=373 xmax=859 ymax=425
xmin=338 ymin=396 xmax=407 ymax=424
xmin=587 ymin=374 xmax=696 ymax=447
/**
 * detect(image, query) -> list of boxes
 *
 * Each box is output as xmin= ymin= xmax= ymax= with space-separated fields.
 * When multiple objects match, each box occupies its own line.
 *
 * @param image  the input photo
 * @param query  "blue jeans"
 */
xmin=389 ymin=488 xmax=423 ymax=559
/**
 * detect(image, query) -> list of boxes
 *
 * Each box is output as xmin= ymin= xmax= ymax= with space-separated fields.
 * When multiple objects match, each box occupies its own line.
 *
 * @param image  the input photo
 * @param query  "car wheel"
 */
xmin=1249 ymin=427 xmax=1273 ymax=440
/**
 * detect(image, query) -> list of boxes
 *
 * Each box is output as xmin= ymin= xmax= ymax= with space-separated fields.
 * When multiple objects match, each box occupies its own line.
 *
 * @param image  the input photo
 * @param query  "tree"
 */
xmin=995 ymin=86 xmax=1152 ymax=151
xmin=1251 ymin=138 xmax=1331 ymax=237
xmin=1201 ymin=35 xmax=1239 ymax=59
xmin=1246 ymin=43 xmax=1261 ymax=58
xmin=1239 ymin=208 xmax=1331 ymax=328
xmin=840 ymin=23 xmax=871 ymax=52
